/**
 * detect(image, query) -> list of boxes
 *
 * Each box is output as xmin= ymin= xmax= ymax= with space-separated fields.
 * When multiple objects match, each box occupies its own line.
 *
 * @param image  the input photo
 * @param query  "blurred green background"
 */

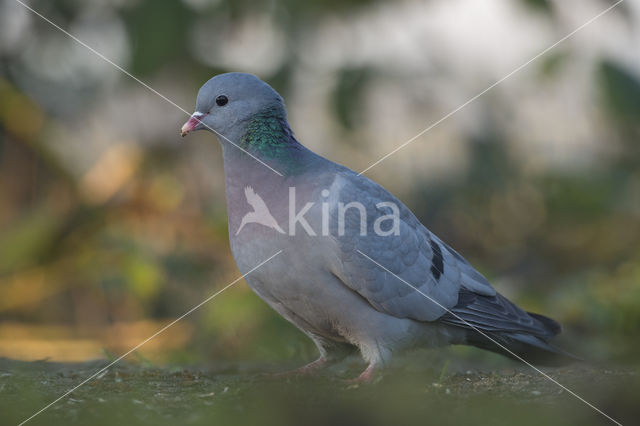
xmin=0 ymin=0 xmax=639 ymax=424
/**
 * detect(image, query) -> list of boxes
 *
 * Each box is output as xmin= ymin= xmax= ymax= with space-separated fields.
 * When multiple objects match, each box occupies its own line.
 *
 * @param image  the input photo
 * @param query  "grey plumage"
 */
xmin=181 ymin=73 xmax=574 ymax=380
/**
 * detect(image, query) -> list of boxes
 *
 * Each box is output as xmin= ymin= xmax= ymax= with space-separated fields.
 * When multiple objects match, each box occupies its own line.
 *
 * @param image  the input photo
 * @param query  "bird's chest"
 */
xmin=223 ymin=168 xmax=342 ymax=312
xmin=225 ymin=172 xmax=329 ymax=261
xmin=231 ymin=233 xmax=334 ymax=338
xmin=228 ymin=211 xmax=331 ymax=314
xmin=224 ymin=167 xmax=291 ymax=256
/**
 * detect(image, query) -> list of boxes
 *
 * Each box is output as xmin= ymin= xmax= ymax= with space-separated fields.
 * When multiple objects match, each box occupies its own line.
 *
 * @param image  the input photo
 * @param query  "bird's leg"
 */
xmin=344 ymin=340 xmax=388 ymax=384
xmin=278 ymin=335 xmax=357 ymax=376
xmin=269 ymin=357 xmax=328 ymax=378
xmin=297 ymin=356 xmax=329 ymax=374
xmin=268 ymin=336 xmax=353 ymax=378
xmin=292 ymin=357 xmax=328 ymax=375
xmin=345 ymin=362 xmax=377 ymax=384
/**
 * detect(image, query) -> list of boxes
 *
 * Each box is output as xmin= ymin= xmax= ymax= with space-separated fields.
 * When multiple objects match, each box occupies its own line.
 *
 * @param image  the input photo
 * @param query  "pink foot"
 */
xmin=270 ymin=357 xmax=328 ymax=378
xmin=345 ymin=363 xmax=376 ymax=384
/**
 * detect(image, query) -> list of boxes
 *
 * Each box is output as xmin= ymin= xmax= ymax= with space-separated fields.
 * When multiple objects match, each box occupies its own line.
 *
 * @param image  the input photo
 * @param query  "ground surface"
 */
xmin=1 ymin=357 xmax=638 ymax=426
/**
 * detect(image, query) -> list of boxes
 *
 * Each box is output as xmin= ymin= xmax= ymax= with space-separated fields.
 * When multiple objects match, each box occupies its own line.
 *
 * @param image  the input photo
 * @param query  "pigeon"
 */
xmin=181 ymin=72 xmax=573 ymax=381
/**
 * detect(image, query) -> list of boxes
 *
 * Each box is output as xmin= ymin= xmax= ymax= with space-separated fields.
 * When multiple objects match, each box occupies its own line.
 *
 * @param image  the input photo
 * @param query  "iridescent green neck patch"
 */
xmin=241 ymin=107 xmax=304 ymax=173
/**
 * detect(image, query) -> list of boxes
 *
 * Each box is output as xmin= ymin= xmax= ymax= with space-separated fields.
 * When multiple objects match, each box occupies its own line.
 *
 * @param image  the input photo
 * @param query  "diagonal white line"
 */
xmin=13 ymin=0 xmax=283 ymax=177
xmin=358 ymin=0 xmax=625 ymax=175
xmin=356 ymin=249 xmax=622 ymax=426
xmin=17 ymin=250 xmax=283 ymax=426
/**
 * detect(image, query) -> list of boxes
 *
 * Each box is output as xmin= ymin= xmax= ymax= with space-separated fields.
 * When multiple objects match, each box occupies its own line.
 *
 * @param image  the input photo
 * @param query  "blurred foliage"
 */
xmin=599 ymin=60 xmax=640 ymax=148
xmin=333 ymin=67 xmax=372 ymax=132
xmin=0 ymin=0 xmax=639 ymax=373
xmin=122 ymin=0 xmax=193 ymax=75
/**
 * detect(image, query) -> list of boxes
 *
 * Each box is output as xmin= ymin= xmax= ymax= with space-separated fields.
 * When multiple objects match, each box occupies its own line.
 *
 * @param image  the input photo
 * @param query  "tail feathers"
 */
xmin=440 ymin=290 xmax=578 ymax=365
xmin=527 ymin=312 xmax=562 ymax=336
xmin=463 ymin=330 xmax=579 ymax=366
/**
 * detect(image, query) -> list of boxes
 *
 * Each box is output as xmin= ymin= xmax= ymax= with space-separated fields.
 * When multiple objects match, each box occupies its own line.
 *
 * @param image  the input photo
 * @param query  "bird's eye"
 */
xmin=216 ymin=95 xmax=228 ymax=106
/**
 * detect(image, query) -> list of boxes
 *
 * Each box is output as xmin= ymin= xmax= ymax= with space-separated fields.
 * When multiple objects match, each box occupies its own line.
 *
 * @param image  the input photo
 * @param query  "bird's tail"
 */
xmin=463 ymin=325 xmax=579 ymax=366
xmin=440 ymin=290 xmax=580 ymax=366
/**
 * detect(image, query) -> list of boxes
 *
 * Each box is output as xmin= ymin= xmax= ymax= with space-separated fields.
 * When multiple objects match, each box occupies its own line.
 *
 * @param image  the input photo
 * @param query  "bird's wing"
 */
xmin=328 ymin=171 xmax=495 ymax=322
xmin=244 ymin=186 xmax=270 ymax=212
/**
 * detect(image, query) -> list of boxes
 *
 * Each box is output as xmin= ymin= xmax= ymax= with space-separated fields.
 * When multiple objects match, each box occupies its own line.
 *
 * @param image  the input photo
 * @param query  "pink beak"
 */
xmin=181 ymin=112 xmax=207 ymax=137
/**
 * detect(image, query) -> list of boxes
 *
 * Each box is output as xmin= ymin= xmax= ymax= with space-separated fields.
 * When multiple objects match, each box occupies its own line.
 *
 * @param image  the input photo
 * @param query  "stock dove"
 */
xmin=181 ymin=73 xmax=572 ymax=381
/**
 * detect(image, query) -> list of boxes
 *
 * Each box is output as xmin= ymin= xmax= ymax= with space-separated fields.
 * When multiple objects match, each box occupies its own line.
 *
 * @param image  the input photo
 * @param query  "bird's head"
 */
xmin=180 ymin=72 xmax=285 ymax=138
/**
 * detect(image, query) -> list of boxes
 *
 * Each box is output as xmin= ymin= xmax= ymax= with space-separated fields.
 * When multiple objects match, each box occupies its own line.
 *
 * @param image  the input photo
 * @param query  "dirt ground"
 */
xmin=1 ymin=356 xmax=638 ymax=426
